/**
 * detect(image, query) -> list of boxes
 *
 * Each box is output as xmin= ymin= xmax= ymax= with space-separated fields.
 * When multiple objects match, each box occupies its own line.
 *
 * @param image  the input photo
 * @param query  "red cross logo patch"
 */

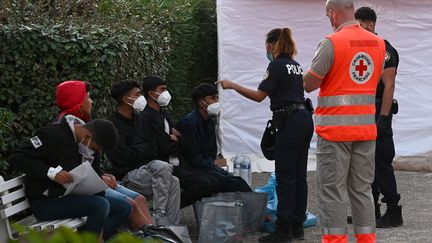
xmin=349 ymin=52 xmax=374 ymax=84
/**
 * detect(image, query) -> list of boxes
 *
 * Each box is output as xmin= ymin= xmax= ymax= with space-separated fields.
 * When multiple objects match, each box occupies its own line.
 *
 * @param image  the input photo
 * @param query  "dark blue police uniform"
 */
xmin=373 ymin=39 xmax=400 ymax=205
xmin=258 ymin=54 xmax=313 ymax=224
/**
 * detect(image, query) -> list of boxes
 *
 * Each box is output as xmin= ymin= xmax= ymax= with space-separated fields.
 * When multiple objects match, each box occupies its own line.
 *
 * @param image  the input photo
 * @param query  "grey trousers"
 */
xmin=122 ymin=160 xmax=181 ymax=225
xmin=316 ymin=136 xmax=376 ymax=235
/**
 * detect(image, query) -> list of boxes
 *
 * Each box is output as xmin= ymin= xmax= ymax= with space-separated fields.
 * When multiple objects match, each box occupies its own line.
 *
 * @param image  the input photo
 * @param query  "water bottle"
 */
xmin=240 ymin=157 xmax=252 ymax=185
xmin=232 ymin=156 xmax=241 ymax=177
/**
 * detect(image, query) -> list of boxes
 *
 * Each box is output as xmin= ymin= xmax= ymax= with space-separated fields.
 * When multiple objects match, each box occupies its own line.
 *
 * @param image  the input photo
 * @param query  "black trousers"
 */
xmin=200 ymin=168 xmax=252 ymax=193
xmin=173 ymin=167 xmax=221 ymax=208
xmin=372 ymin=116 xmax=400 ymax=204
xmin=274 ymin=109 xmax=313 ymax=224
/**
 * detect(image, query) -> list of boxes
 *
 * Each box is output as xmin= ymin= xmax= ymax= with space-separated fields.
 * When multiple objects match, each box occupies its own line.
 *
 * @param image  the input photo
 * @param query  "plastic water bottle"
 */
xmin=233 ymin=156 xmax=241 ymax=177
xmin=231 ymin=154 xmax=252 ymax=185
xmin=240 ymin=158 xmax=252 ymax=185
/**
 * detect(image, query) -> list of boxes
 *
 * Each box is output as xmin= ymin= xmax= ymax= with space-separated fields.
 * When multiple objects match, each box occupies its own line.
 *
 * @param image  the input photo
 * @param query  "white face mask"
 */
xmin=207 ymin=102 xmax=220 ymax=116
xmin=202 ymin=100 xmax=220 ymax=116
xmin=78 ymin=137 xmax=95 ymax=163
xmin=154 ymin=91 xmax=172 ymax=107
xmin=126 ymin=95 xmax=147 ymax=112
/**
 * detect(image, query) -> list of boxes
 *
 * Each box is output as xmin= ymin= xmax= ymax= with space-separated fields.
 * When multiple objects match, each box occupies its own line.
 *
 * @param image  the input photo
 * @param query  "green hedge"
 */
xmin=0 ymin=0 xmax=217 ymax=177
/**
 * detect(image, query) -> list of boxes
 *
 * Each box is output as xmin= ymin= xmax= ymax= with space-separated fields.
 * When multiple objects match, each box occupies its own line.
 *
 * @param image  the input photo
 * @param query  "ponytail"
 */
xmin=266 ymin=27 xmax=297 ymax=59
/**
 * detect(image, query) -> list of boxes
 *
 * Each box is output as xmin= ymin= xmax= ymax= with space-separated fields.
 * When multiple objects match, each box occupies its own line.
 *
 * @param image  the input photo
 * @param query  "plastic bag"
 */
xmin=254 ymin=172 xmax=317 ymax=232
xmin=209 ymin=192 xmax=267 ymax=233
xmin=195 ymin=200 xmax=243 ymax=243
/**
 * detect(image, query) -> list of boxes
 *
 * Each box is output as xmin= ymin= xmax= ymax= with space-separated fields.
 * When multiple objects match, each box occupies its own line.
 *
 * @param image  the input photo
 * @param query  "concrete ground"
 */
xmin=179 ymin=171 xmax=432 ymax=243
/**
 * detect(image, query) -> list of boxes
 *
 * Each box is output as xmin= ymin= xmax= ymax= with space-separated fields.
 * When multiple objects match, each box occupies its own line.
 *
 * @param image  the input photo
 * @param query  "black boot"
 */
xmin=376 ymin=203 xmax=403 ymax=228
xmin=259 ymin=220 xmax=293 ymax=243
xmin=292 ymin=221 xmax=305 ymax=240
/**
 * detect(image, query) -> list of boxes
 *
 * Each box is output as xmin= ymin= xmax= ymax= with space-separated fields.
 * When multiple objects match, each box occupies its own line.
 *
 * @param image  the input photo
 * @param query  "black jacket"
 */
xmin=140 ymin=107 xmax=198 ymax=173
xmin=8 ymin=117 xmax=104 ymax=202
xmin=107 ymin=112 xmax=158 ymax=179
xmin=176 ymin=110 xmax=228 ymax=176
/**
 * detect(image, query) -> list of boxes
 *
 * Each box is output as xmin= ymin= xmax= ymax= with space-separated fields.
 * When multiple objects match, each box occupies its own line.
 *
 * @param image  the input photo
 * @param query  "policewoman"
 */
xmin=219 ymin=27 xmax=314 ymax=243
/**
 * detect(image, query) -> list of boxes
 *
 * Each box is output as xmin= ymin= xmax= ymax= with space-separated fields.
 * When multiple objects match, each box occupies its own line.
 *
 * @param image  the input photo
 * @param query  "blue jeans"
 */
xmin=31 ymin=195 xmax=131 ymax=239
xmin=105 ymin=184 xmax=140 ymax=200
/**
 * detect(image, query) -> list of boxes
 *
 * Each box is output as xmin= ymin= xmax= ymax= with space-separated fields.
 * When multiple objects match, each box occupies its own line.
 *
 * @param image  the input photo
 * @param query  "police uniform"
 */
xmin=258 ymin=54 xmax=314 ymax=228
xmin=373 ymin=40 xmax=401 ymax=208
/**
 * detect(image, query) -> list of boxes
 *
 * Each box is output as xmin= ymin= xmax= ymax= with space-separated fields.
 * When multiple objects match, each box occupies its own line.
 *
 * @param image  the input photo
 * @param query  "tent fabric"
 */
xmin=217 ymin=0 xmax=432 ymax=172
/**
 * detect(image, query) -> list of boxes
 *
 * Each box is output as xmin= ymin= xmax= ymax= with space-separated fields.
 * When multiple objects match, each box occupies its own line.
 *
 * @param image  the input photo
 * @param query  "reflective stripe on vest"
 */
xmin=318 ymin=94 xmax=375 ymax=107
xmin=315 ymin=114 xmax=375 ymax=126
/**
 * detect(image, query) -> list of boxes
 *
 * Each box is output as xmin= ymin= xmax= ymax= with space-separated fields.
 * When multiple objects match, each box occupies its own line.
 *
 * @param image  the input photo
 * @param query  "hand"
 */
xmin=170 ymin=134 xmax=179 ymax=143
xmin=53 ymin=170 xmax=73 ymax=185
xmin=102 ymin=174 xmax=117 ymax=189
xmin=171 ymin=128 xmax=181 ymax=137
xmin=217 ymin=80 xmax=235 ymax=90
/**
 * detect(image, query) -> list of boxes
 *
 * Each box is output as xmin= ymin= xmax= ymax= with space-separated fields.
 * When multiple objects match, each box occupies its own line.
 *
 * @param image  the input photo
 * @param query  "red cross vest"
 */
xmin=315 ymin=24 xmax=386 ymax=142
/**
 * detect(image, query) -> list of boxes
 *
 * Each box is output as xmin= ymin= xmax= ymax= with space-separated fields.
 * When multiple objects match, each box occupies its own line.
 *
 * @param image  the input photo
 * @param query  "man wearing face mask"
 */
xmin=140 ymin=76 xmax=221 ymax=208
xmin=177 ymin=83 xmax=252 ymax=193
xmin=8 ymin=116 xmax=131 ymax=240
xmin=108 ymin=80 xmax=181 ymax=226
xmin=303 ymin=0 xmax=386 ymax=242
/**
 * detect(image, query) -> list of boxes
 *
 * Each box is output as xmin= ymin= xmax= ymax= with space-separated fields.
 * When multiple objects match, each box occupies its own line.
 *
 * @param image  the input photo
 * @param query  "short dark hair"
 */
xmin=141 ymin=76 xmax=166 ymax=98
xmin=110 ymin=80 xmax=141 ymax=103
xmin=84 ymin=119 xmax=119 ymax=152
xmin=192 ymin=83 xmax=218 ymax=106
xmin=355 ymin=7 xmax=377 ymax=22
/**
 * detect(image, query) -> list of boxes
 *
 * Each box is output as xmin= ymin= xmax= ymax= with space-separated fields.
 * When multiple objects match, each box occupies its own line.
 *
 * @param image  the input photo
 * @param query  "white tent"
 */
xmin=217 ymin=0 xmax=432 ymax=172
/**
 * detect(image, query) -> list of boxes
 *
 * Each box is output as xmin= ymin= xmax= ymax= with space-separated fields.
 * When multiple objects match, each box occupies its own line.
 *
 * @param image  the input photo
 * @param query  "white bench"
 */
xmin=0 ymin=175 xmax=86 ymax=241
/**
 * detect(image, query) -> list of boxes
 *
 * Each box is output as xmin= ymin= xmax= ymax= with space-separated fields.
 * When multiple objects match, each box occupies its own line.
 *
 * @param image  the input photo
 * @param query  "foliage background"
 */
xmin=0 ymin=0 xmax=218 ymax=178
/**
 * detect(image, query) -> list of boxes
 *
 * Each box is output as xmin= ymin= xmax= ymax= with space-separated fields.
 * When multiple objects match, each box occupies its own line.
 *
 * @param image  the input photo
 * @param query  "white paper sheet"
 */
xmin=63 ymin=162 xmax=108 ymax=196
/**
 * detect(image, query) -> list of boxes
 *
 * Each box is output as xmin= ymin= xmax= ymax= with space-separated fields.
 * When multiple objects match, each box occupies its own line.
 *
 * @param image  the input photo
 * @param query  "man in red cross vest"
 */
xmin=303 ymin=0 xmax=386 ymax=242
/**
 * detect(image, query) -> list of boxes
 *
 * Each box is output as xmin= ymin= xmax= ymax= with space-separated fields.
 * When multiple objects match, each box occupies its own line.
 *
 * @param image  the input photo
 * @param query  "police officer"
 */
xmin=355 ymin=6 xmax=403 ymax=228
xmin=219 ymin=27 xmax=314 ymax=243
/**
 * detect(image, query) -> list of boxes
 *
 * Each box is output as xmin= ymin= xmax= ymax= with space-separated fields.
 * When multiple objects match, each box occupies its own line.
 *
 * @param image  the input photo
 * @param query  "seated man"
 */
xmin=177 ymin=83 xmax=252 ymax=192
xmin=8 ymin=116 xmax=131 ymax=240
xmin=140 ymin=76 xmax=221 ymax=208
xmin=55 ymin=80 xmax=152 ymax=228
xmin=108 ymin=80 xmax=181 ymax=225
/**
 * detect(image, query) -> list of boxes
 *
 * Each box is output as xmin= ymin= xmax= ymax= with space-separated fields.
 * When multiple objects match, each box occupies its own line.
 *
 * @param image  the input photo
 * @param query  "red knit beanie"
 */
xmin=55 ymin=80 xmax=89 ymax=121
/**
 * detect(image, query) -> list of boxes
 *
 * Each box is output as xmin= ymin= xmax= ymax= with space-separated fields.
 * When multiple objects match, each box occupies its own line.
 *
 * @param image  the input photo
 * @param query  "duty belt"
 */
xmin=273 ymin=103 xmax=307 ymax=114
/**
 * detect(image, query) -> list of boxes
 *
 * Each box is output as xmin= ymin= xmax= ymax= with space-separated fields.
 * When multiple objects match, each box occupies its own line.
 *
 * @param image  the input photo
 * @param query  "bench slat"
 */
xmin=0 ymin=200 xmax=30 ymax=219
xmin=45 ymin=218 xmax=86 ymax=231
xmin=0 ymin=188 xmax=26 ymax=205
xmin=0 ymin=175 xmax=25 ymax=194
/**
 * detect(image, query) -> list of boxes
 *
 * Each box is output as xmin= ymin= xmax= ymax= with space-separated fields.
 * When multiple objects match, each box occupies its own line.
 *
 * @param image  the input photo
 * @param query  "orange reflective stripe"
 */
xmin=316 ymin=124 xmax=377 ymax=141
xmin=322 ymin=234 xmax=348 ymax=243
xmin=355 ymin=233 xmax=376 ymax=243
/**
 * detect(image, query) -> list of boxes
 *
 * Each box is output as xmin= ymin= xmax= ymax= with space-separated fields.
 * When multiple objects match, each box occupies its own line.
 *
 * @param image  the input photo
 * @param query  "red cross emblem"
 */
xmin=355 ymin=60 xmax=368 ymax=76
xmin=350 ymin=52 xmax=374 ymax=84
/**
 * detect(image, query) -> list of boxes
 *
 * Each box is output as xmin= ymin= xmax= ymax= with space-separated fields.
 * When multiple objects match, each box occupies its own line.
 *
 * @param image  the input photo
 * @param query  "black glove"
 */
xmin=376 ymin=115 xmax=391 ymax=137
